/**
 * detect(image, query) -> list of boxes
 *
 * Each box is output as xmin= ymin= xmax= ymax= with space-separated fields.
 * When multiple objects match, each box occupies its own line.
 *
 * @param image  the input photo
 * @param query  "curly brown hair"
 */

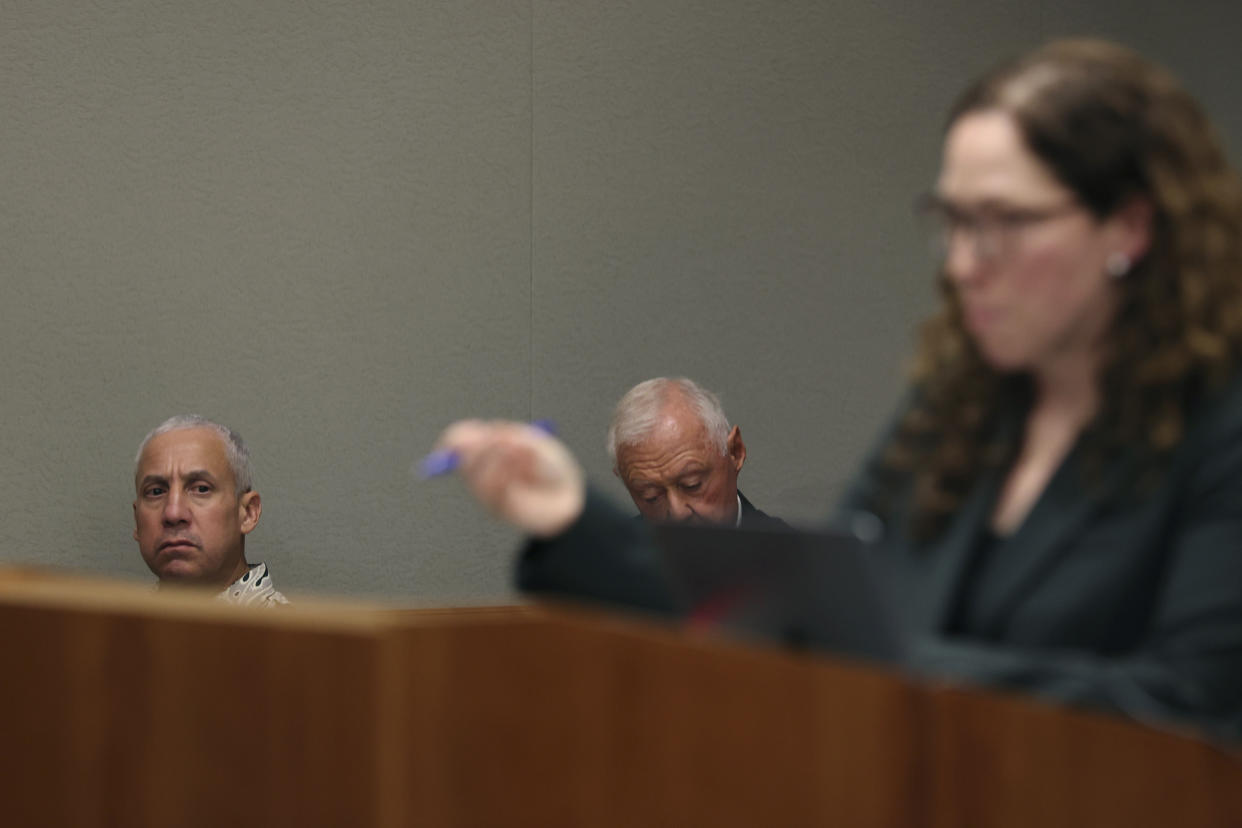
xmin=887 ymin=39 xmax=1242 ymax=543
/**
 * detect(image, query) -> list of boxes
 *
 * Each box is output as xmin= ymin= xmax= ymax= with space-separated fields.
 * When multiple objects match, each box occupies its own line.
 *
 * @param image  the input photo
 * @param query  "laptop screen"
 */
xmin=652 ymin=523 xmax=905 ymax=664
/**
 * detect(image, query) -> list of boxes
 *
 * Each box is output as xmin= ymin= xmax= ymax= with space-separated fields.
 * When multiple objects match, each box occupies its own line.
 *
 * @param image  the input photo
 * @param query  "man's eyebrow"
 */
xmin=138 ymin=470 xmax=219 ymax=487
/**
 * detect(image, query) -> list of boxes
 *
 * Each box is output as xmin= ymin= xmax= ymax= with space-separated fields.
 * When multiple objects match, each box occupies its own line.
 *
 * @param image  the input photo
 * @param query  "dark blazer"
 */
xmin=518 ymin=376 xmax=1242 ymax=740
xmin=837 ymin=375 xmax=1242 ymax=741
xmin=520 ymin=490 xmax=783 ymax=616
xmin=519 ymin=489 xmax=677 ymax=615
xmin=626 ymin=490 xmax=786 ymax=529
xmin=738 ymin=490 xmax=787 ymax=530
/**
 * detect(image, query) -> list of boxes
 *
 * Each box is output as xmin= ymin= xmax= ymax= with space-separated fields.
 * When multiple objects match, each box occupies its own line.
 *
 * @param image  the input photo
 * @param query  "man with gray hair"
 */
xmin=132 ymin=415 xmax=288 ymax=606
xmin=606 ymin=377 xmax=782 ymax=527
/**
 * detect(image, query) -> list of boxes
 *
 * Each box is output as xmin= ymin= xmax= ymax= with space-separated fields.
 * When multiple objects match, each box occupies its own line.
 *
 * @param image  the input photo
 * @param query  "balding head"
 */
xmin=607 ymin=378 xmax=746 ymax=525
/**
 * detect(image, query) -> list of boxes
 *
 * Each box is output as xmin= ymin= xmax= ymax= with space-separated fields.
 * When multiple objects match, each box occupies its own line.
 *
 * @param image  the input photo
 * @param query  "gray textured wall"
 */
xmin=3 ymin=1 xmax=1240 ymax=601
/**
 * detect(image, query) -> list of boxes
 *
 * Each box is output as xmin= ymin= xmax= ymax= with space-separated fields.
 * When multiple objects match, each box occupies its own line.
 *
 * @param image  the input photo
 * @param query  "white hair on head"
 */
xmin=606 ymin=377 xmax=730 ymax=469
xmin=134 ymin=414 xmax=254 ymax=495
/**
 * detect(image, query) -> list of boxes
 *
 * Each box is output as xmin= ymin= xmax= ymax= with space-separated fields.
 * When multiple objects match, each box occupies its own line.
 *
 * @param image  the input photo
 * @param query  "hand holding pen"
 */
xmin=419 ymin=419 xmax=557 ymax=478
xmin=424 ymin=419 xmax=585 ymax=538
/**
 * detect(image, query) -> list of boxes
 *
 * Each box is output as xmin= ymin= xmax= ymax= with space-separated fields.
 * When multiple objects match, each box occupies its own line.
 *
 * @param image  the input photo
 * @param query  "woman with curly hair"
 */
xmin=436 ymin=40 xmax=1242 ymax=739
xmin=836 ymin=38 xmax=1242 ymax=737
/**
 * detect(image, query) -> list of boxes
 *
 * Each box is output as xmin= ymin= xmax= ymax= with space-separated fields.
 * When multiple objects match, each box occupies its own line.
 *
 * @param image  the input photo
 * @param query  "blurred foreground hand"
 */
xmin=434 ymin=420 xmax=586 ymax=537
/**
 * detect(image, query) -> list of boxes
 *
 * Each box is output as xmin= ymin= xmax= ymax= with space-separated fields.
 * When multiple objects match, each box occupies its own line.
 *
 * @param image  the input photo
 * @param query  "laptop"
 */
xmin=651 ymin=522 xmax=906 ymax=665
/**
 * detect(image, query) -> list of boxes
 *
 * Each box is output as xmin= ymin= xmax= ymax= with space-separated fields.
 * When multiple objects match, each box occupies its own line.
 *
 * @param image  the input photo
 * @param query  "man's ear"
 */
xmin=238 ymin=491 xmax=262 ymax=535
xmin=132 ymin=501 xmax=140 ymax=542
xmin=727 ymin=425 xmax=746 ymax=474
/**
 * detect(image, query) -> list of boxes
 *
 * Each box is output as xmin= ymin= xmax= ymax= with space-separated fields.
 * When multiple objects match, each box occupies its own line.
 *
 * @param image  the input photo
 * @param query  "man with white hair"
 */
xmin=607 ymin=377 xmax=782 ymax=527
xmin=132 ymin=415 xmax=288 ymax=606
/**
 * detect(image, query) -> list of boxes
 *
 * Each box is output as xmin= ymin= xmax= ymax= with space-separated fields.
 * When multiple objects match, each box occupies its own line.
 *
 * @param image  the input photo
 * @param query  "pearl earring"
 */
xmin=1106 ymin=252 xmax=1131 ymax=279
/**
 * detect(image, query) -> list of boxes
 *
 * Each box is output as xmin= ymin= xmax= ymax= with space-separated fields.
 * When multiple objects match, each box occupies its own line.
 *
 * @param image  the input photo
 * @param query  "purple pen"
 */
xmin=417 ymin=419 xmax=557 ymax=479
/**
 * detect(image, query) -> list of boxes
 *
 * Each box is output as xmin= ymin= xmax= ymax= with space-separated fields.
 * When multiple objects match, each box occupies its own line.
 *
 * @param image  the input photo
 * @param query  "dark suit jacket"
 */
xmin=738 ymin=490 xmax=786 ymax=530
xmin=833 ymin=376 xmax=1242 ymax=741
xmin=626 ymin=490 xmax=786 ymax=529
xmin=520 ymin=490 xmax=783 ymax=616
xmin=518 ymin=377 xmax=1242 ymax=740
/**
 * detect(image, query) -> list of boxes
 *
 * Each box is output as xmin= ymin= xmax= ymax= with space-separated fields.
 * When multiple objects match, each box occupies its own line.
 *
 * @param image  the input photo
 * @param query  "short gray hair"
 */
xmin=606 ymin=377 xmax=730 ymax=469
xmin=134 ymin=414 xmax=254 ymax=495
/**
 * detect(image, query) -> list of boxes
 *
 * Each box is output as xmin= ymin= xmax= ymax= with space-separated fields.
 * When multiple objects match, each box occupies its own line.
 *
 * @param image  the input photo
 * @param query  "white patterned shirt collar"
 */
xmin=217 ymin=562 xmax=289 ymax=607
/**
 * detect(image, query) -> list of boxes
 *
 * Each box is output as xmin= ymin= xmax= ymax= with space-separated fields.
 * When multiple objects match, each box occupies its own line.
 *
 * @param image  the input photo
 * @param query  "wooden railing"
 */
xmin=1 ymin=567 xmax=1238 ymax=827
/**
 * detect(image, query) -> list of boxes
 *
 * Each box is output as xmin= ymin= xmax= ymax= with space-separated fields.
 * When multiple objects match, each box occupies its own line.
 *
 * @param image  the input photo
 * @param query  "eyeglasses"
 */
xmin=914 ymin=193 xmax=1083 ymax=263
